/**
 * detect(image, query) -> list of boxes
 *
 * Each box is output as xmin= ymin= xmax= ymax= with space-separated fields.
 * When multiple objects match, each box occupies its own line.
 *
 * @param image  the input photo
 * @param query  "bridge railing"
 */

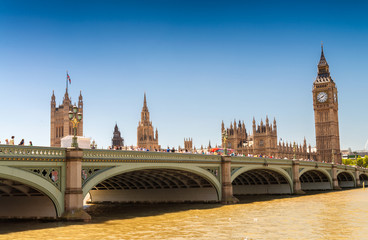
xmin=83 ymin=149 xmax=222 ymax=162
xmin=232 ymin=156 xmax=293 ymax=165
xmin=0 ymin=145 xmax=65 ymax=161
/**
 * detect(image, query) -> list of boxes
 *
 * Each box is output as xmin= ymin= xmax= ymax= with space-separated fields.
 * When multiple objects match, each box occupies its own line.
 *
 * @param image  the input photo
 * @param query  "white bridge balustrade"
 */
xmin=0 ymin=145 xmax=367 ymax=220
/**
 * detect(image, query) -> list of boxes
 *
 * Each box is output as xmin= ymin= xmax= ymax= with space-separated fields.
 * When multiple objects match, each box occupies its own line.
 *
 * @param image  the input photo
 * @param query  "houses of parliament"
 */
xmin=50 ymin=46 xmax=341 ymax=163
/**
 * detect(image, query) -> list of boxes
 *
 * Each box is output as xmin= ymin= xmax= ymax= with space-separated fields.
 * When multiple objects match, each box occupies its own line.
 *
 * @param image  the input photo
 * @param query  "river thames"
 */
xmin=0 ymin=189 xmax=367 ymax=240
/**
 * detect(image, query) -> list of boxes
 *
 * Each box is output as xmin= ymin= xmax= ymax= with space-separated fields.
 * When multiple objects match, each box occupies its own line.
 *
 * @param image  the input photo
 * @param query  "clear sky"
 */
xmin=1 ymin=1 xmax=367 ymax=150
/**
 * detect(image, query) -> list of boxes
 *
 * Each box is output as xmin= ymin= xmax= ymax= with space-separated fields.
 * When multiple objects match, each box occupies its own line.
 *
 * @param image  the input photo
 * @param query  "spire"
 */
xmin=79 ymin=90 xmax=83 ymax=101
xmin=316 ymin=43 xmax=332 ymax=83
xmin=63 ymin=89 xmax=70 ymax=103
xmin=51 ymin=90 xmax=55 ymax=102
xmin=143 ymin=92 xmax=147 ymax=110
xmin=318 ymin=42 xmax=328 ymax=67
xmin=221 ymin=120 xmax=224 ymax=131
xmin=141 ymin=92 xmax=150 ymax=122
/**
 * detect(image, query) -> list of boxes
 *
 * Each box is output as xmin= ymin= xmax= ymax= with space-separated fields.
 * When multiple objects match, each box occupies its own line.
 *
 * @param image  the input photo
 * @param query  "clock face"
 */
xmin=317 ymin=92 xmax=328 ymax=103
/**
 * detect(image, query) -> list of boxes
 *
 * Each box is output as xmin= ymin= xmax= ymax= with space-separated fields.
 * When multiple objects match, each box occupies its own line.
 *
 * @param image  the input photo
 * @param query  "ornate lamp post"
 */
xmin=68 ymin=105 xmax=82 ymax=148
xmin=90 ymin=140 xmax=97 ymax=149
xmin=222 ymin=129 xmax=228 ymax=156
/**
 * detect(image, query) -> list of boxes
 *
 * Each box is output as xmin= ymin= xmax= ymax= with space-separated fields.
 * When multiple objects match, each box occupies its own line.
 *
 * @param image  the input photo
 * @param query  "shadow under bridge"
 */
xmin=232 ymin=168 xmax=292 ymax=195
xmin=86 ymin=168 xmax=220 ymax=203
xmin=300 ymin=170 xmax=332 ymax=190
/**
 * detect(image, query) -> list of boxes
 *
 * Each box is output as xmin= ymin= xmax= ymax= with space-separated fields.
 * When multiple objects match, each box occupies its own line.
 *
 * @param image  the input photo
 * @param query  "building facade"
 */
xmin=50 ymin=90 xmax=83 ymax=147
xmin=184 ymin=138 xmax=193 ymax=151
xmin=137 ymin=93 xmax=160 ymax=151
xmin=112 ymin=124 xmax=124 ymax=149
xmin=221 ymin=117 xmax=313 ymax=160
xmin=313 ymin=45 xmax=341 ymax=163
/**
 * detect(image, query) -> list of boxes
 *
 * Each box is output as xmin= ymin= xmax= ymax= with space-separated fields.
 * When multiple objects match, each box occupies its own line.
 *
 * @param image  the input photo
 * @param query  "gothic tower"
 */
xmin=184 ymin=138 xmax=193 ymax=151
xmin=252 ymin=116 xmax=278 ymax=157
xmin=312 ymin=45 xmax=341 ymax=163
xmin=50 ymin=89 xmax=83 ymax=147
xmin=112 ymin=123 xmax=124 ymax=148
xmin=137 ymin=93 xmax=159 ymax=151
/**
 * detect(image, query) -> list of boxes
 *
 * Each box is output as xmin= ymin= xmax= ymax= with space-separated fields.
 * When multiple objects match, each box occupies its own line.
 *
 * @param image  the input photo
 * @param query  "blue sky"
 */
xmin=1 ymin=1 xmax=367 ymax=150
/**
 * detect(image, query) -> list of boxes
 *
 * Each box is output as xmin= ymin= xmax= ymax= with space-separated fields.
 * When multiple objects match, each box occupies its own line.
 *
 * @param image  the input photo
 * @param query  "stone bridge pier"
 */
xmin=62 ymin=149 xmax=91 ymax=221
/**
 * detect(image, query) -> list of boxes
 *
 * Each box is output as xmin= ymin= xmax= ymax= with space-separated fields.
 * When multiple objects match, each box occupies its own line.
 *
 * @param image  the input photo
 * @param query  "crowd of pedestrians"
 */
xmin=0 ymin=136 xmax=32 ymax=146
xmin=106 ymin=145 xmax=318 ymax=161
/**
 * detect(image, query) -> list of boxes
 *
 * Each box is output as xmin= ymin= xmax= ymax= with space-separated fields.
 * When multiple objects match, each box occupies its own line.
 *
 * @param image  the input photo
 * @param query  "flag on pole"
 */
xmin=67 ymin=73 xmax=71 ymax=84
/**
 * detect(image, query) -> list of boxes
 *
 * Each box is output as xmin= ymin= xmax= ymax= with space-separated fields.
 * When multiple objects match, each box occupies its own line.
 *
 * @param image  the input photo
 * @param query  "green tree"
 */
xmin=357 ymin=157 xmax=364 ymax=167
xmin=363 ymin=155 xmax=368 ymax=168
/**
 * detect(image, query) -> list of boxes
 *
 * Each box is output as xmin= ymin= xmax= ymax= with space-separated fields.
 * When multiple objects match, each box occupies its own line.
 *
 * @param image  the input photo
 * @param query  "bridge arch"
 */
xmin=359 ymin=173 xmax=368 ymax=186
xmin=299 ymin=168 xmax=332 ymax=190
xmin=231 ymin=166 xmax=293 ymax=194
xmin=82 ymin=164 xmax=221 ymax=202
xmin=337 ymin=171 xmax=356 ymax=188
xmin=0 ymin=166 xmax=63 ymax=218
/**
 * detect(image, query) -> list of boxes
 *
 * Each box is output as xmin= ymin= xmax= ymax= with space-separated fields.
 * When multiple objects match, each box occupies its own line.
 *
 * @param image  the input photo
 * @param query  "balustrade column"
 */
xmin=331 ymin=164 xmax=341 ymax=190
xmin=292 ymin=160 xmax=305 ymax=194
xmin=221 ymin=156 xmax=238 ymax=204
xmin=62 ymin=148 xmax=91 ymax=221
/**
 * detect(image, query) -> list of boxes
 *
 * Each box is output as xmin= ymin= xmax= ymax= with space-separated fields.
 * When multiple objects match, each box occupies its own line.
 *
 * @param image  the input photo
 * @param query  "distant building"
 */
xmin=112 ymin=124 xmax=124 ymax=148
xmin=184 ymin=138 xmax=193 ymax=151
xmin=137 ymin=93 xmax=160 ymax=151
xmin=50 ymin=90 xmax=83 ymax=147
xmin=222 ymin=117 xmax=312 ymax=160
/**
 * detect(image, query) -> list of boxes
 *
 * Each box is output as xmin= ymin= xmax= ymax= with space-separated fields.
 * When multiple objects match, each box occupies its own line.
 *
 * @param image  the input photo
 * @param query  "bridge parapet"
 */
xmin=0 ymin=145 xmax=65 ymax=161
xmin=336 ymin=164 xmax=357 ymax=171
xmin=83 ymin=149 xmax=222 ymax=163
xmin=299 ymin=161 xmax=331 ymax=168
xmin=232 ymin=156 xmax=293 ymax=165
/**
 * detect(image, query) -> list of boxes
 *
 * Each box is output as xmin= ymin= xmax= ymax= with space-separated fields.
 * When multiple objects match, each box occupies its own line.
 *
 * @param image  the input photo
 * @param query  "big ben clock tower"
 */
xmin=313 ymin=45 xmax=341 ymax=163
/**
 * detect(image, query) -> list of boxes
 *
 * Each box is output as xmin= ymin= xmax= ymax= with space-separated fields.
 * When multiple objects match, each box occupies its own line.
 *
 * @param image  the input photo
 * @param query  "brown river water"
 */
xmin=0 ymin=189 xmax=367 ymax=240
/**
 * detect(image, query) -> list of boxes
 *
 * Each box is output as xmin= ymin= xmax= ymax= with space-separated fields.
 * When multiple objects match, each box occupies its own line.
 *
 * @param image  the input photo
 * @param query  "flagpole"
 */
xmin=66 ymin=71 xmax=68 ymax=94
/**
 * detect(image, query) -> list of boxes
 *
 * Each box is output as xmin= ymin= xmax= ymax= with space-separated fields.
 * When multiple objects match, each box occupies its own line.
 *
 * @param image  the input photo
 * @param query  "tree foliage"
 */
xmin=342 ymin=155 xmax=368 ymax=168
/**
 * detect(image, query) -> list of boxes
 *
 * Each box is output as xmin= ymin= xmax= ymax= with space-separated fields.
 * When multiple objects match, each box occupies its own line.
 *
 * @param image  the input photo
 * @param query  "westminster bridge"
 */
xmin=0 ymin=145 xmax=367 ymax=220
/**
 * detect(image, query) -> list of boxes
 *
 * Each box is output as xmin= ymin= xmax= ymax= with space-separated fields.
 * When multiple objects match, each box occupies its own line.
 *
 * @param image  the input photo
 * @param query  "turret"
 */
xmin=51 ymin=90 xmax=56 ymax=108
xmin=78 ymin=91 xmax=83 ymax=108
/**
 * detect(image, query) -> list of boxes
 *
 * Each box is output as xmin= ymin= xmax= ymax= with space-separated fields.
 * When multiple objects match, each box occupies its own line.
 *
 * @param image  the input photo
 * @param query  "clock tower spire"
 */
xmin=312 ymin=45 xmax=341 ymax=163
